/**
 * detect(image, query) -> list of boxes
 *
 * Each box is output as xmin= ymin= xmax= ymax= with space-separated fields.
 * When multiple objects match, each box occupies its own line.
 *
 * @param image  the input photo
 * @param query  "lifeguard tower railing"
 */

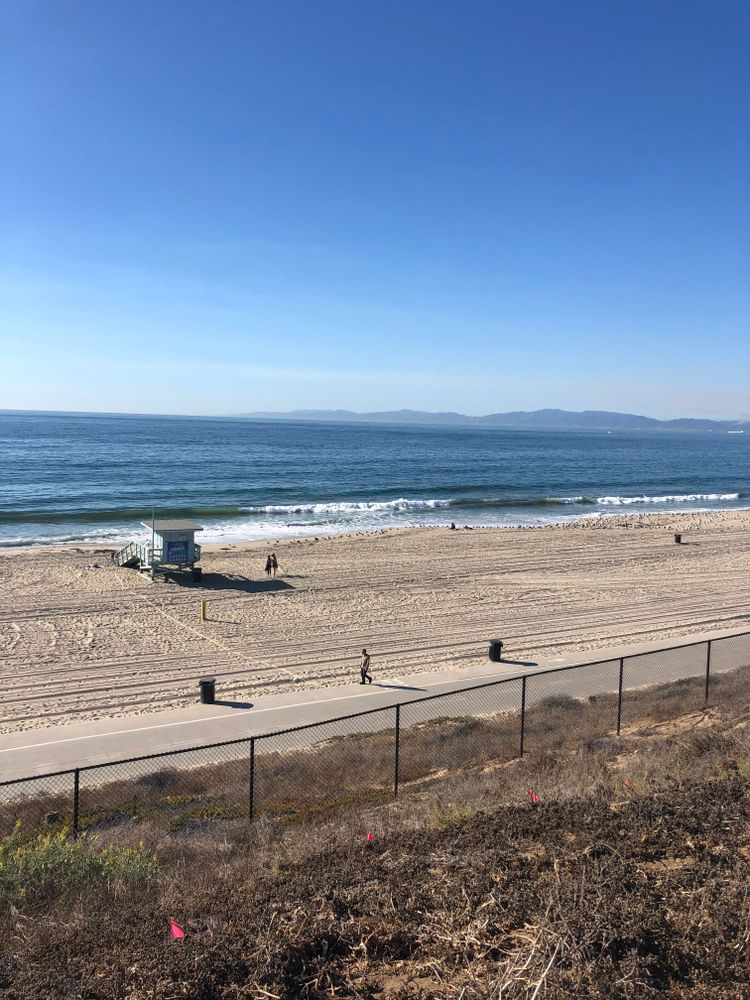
xmin=112 ymin=542 xmax=201 ymax=570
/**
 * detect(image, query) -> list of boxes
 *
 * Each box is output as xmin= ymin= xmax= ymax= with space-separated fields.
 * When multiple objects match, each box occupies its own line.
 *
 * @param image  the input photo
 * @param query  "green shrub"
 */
xmin=0 ymin=824 xmax=159 ymax=901
xmin=428 ymin=800 xmax=475 ymax=829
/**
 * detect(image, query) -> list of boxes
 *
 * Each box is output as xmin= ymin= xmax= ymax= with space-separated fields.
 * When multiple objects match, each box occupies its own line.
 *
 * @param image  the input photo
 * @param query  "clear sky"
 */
xmin=2 ymin=1 xmax=749 ymax=418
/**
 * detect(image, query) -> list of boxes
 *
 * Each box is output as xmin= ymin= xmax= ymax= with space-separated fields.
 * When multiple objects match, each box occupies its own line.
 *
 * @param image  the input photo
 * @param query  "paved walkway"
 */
xmin=0 ymin=627 xmax=743 ymax=780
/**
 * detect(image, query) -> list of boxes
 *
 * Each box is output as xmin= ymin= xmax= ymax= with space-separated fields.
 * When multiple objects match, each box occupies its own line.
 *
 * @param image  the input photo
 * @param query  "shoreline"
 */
xmin=2 ymin=505 xmax=750 ymax=557
xmin=2 ymin=509 xmax=749 ymax=734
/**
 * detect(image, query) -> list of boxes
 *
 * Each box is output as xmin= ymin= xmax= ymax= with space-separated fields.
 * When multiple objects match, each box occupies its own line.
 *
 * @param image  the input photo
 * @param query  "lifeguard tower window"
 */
xmin=112 ymin=519 xmax=203 ymax=579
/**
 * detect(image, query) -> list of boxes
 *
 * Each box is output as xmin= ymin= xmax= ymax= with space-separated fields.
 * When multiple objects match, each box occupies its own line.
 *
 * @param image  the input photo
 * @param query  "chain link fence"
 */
xmin=399 ymin=678 xmax=523 ymax=788
xmin=620 ymin=641 xmax=709 ymax=730
xmin=77 ymin=738 xmax=253 ymax=836
xmin=710 ymin=632 xmax=750 ymax=712
xmin=0 ymin=771 xmax=75 ymax=838
xmin=523 ymin=659 xmax=621 ymax=754
xmin=253 ymin=707 xmax=396 ymax=825
xmin=2 ymin=629 xmax=749 ymax=839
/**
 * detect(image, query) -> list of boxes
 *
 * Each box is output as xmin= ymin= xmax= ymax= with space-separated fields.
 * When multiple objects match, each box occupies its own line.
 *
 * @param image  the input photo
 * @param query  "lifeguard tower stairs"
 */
xmin=113 ymin=519 xmax=203 ymax=581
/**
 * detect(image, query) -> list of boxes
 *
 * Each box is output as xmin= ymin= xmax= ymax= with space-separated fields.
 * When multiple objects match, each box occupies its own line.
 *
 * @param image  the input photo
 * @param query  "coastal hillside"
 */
xmin=3 ymin=691 xmax=750 ymax=998
xmin=239 ymin=408 xmax=750 ymax=432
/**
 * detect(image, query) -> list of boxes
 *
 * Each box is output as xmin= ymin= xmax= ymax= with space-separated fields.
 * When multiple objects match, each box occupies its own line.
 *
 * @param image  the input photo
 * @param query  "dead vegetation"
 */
xmin=3 ymin=663 xmax=748 ymax=840
xmin=2 ymin=664 xmax=750 ymax=997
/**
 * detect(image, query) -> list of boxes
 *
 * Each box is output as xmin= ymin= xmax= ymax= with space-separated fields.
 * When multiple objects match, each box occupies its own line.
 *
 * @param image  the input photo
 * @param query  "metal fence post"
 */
xmin=248 ymin=738 xmax=255 ymax=822
xmin=616 ymin=658 xmax=625 ymax=736
xmin=519 ymin=676 xmax=527 ymax=757
xmin=72 ymin=768 xmax=80 ymax=839
xmin=393 ymin=704 xmax=400 ymax=798
xmin=704 ymin=640 xmax=712 ymax=706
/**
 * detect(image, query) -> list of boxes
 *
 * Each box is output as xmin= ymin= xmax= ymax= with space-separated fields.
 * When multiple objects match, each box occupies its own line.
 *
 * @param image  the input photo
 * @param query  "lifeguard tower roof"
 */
xmin=141 ymin=519 xmax=203 ymax=532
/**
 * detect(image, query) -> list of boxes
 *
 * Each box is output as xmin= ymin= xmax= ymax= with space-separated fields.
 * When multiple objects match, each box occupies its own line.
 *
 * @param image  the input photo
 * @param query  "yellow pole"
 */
xmin=200 ymin=600 xmax=206 ymax=622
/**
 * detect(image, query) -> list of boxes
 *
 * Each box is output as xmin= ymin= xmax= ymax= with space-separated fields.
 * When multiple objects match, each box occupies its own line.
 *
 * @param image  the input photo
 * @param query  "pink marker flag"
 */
xmin=366 ymin=832 xmax=374 ymax=843
xmin=527 ymin=789 xmax=539 ymax=804
xmin=624 ymin=777 xmax=633 ymax=788
xmin=169 ymin=920 xmax=185 ymax=940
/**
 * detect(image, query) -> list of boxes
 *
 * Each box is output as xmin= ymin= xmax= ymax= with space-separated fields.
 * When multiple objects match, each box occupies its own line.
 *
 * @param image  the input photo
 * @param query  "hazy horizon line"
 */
xmin=2 ymin=406 xmax=748 ymax=424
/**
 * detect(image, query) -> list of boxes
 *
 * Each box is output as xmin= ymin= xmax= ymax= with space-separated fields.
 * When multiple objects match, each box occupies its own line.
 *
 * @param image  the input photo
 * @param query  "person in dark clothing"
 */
xmin=360 ymin=648 xmax=372 ymax=684
xmin=264 ymin=555 xmax=273 ymax=577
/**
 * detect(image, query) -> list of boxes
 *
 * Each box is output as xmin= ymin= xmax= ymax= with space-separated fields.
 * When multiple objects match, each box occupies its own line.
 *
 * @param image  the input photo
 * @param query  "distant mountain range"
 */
xmin=238 ymin=408 xmax=749 ymax=432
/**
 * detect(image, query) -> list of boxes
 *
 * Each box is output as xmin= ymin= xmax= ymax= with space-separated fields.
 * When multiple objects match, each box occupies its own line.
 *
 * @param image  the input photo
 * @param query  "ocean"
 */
xmin=0 ymin=411 xmax=748 ymax=548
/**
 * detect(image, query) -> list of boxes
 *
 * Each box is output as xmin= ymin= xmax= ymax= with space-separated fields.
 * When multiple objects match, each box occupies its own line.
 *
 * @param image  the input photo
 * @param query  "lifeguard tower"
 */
xmin=113 ymin=519 xmax=203 ymax=581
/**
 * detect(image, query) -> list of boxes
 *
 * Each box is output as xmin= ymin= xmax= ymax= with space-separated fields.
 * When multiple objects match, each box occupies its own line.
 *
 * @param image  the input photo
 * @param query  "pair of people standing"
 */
xmin=264 ymin=553 xmax=278 ymax=577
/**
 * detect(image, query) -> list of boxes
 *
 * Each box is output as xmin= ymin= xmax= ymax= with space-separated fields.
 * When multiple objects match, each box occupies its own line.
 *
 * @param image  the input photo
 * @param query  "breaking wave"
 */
xmin=596 ymin=492 xmax=740 ymax=506
xmin=241 ymin=499 xmax=451 ymax=515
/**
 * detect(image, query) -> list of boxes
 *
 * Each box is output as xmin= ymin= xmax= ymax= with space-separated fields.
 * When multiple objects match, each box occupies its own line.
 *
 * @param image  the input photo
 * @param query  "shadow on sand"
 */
xmin=165 ymin=573 xmax=294 ymax=594
xmin=498 ymin=659 xmax=538 ymax=668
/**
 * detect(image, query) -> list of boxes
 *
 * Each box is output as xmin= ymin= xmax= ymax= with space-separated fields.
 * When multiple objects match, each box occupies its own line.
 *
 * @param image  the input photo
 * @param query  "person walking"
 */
xmin=360 ymin=648 xmax=372 ymax=685
xmin=264 ymin=554 xmax=273 ymax=577
xmin=271 ymin=552 xmax=278 ymax=577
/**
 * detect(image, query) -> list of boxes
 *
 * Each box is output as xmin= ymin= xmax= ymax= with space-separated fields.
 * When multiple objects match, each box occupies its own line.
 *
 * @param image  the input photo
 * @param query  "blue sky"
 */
xmin=2 ymin=1 xmax=749 ymax=418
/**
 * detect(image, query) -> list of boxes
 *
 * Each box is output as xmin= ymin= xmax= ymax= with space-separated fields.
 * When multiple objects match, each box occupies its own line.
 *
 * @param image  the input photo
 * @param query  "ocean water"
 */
xmin=0 ymin=411 xmax=748 ymax=548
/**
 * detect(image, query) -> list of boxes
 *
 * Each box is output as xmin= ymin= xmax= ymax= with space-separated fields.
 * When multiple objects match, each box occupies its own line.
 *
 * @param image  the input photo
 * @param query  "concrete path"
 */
xmin=0 ymin=626 xmax=745 ymax=781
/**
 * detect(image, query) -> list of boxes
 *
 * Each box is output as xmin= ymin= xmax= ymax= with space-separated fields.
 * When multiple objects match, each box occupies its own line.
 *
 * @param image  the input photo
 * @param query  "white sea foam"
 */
xmin=196 ymin=512 xmax=563 ymax=544
xmin=596 ymin=492 xmax=739 ymax=506
xmin=241 ymin=498 xmax=451 ymax=515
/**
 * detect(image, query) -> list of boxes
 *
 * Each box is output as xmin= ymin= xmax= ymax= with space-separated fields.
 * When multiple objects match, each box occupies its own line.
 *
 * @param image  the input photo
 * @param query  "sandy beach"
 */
xmin=1 ymin=509 xmax=749 ymax=734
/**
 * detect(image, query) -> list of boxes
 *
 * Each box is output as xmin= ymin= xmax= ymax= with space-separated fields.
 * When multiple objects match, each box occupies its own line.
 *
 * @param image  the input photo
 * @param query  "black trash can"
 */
xmin=674 ymin=533 xmax=682 ymax=544
xmin=489 ymin=639 xmax=504 ymax=663
xmin=192 ymin=566 xmax=202 ymax=581
xmin=198 ymin=677 xmax=215 ymax=704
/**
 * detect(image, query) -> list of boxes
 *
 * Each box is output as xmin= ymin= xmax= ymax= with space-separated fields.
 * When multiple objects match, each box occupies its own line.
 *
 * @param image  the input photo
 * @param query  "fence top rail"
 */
xmin=77 ymin=701 xmax=400 ymax=773
xmin=0 ymin=767 xmax=81 ymax=788
xmin=2 ymin=628 xmax=749 ymax=787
